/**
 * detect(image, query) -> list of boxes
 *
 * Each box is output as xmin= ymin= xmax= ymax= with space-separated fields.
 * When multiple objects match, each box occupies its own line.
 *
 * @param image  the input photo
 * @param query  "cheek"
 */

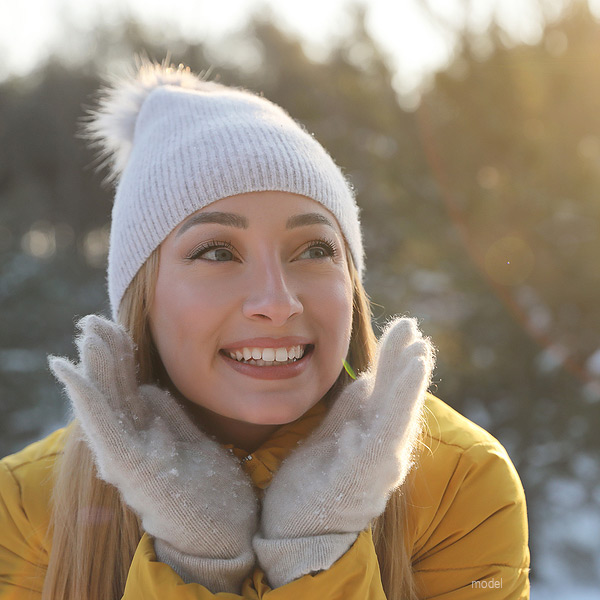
xmin=150 ymin=271 xmax=224 ymax=361
xmin=309 ymin=273 xmax=353 ymax=353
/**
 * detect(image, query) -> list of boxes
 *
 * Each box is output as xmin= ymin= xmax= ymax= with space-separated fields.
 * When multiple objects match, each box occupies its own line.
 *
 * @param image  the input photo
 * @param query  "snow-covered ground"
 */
xmin=530 ymin=471 xmax=600 ymax=597
xmin=531 ymin=584 xmax=600 ymax=599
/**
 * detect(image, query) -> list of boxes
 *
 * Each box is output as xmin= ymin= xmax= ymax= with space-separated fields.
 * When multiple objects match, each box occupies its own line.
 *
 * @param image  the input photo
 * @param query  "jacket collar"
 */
xmin=224 ymin=400 xmax=328 ymax=490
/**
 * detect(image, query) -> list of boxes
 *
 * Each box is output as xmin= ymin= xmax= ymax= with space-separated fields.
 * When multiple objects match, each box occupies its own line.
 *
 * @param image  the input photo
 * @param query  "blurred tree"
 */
xmin=418 ymin=0 xmax=600 ymax=467
xmin=415 ymin=1 xmax=600 ymax=582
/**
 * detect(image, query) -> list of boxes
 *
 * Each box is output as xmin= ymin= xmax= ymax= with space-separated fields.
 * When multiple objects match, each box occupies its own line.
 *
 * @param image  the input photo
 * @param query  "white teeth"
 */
xmin=226 ymin=345 xmax=308 ymax=364
xmin=262 ymin=348 xmax=275 ymax=361
xmin=275 ymin=348 xmax=288 ymax=362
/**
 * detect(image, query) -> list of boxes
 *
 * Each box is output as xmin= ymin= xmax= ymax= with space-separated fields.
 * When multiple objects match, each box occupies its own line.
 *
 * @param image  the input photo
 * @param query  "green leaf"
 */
xmin=343 ymin=359 xmax=357 ymax=380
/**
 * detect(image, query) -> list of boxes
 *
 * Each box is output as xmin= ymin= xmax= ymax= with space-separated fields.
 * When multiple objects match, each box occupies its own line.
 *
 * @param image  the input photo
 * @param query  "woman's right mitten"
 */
xmin=49 ymin=314 xmax=259 ymax=594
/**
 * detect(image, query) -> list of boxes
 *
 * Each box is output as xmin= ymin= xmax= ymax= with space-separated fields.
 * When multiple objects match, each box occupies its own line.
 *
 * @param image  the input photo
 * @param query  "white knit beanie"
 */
xmin=85 ymin=61 xmax=365 ymax=319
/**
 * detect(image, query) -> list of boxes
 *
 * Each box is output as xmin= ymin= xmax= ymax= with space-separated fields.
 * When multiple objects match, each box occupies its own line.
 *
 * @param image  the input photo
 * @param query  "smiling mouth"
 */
xmin=219 ymin=344 xmax=315 ymax=366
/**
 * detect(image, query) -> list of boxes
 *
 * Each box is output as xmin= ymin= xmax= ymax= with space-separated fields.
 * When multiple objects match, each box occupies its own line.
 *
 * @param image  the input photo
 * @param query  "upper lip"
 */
xmin=221 ymin=337 xmax=313 ymax=351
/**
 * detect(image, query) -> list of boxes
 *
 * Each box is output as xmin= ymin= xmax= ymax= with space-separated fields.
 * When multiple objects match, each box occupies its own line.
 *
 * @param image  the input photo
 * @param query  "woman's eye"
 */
xmin=298 ymin=239 xmax=338 ymax=260
xmin=301 ymin=246 xmax=327 ymax=259
xmin=202 ymin=248 xmax=234 ymax=261
xmin=187 ymin=241 xmax=236 ymax=261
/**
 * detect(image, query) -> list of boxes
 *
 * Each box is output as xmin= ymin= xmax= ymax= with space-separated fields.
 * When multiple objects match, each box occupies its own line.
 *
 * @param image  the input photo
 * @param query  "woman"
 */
xmin=0 ymin=61 xmax=530 ymax=599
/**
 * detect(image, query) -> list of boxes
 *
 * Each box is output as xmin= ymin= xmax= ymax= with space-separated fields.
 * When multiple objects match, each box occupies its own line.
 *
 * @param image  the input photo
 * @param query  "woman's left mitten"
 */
xmin=253 ymin=317 xmax=435 ymax=588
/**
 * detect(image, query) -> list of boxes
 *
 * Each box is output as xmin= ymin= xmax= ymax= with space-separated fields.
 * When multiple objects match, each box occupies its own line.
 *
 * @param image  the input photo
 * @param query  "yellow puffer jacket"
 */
xmin=0 ymin=394 xmax=530 ymax=599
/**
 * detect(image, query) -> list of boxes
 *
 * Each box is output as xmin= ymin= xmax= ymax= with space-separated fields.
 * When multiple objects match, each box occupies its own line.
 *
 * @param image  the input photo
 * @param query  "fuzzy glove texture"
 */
xmin=253 ymin=316 xmax=435 ymax=588
xmin=49 ymin=314 xmax=259 ymax=594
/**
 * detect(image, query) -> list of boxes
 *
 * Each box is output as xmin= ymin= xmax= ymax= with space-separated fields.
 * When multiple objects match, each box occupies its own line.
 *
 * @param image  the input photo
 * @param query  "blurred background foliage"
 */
xmin=1 ymin=0 xmax=599 ymax=591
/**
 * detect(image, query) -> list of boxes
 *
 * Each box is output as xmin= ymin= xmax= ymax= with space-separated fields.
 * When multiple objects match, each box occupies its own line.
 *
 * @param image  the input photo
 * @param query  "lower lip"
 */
xmin=219 ymin=346 xmax=314 ymax=380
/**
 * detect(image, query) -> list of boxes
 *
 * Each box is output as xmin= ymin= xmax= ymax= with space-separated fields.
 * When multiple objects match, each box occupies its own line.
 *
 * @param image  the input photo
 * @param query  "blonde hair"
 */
xmin=42 ymin=245 xmax=418 ymax=600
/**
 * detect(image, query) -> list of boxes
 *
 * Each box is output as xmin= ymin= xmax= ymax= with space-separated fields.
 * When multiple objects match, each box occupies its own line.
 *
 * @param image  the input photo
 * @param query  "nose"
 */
xmin=242 ymin=261 xmax=303 ymax=326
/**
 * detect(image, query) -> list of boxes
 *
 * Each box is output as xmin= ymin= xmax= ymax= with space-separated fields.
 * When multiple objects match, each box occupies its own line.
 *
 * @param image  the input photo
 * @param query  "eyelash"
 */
xmin=186 ymin=239 xmax=236 ymax=260
xmin=304 ymin=237 xmax=339 ymax=259
xmin=185 ymin=237 xmax=339 ymax=261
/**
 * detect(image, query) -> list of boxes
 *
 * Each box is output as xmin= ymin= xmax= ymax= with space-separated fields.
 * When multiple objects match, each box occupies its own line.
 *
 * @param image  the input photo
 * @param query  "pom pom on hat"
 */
xmin=84 ymin=58 xmax=365 ymax=318
xmin=83 ymin=59 xmax=222 ymax=182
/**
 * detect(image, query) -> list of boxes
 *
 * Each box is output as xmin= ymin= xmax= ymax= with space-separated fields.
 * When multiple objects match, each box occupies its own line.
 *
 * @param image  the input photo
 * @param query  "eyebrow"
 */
xmin=176 ymin=211 xmax=335 ymax=237
xmin=177 ymin=212 xmax=248 ymax=236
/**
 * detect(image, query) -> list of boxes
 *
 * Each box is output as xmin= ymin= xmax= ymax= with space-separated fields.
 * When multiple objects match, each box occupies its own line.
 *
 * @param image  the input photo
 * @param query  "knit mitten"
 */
xmin=253 ymin=317 xmax=435 ymax=588
xmin=49 ymin=315 xmax=259 ymax=594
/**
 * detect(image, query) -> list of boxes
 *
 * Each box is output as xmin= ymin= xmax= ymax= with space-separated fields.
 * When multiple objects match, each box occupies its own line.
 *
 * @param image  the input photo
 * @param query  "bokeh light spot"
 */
xmin=477 ymin=165 xmax=500 ymax=189
xmin=83 ymin=225 xmax=110 ymax=268
xmin=21 ymin=221 xmax=56 ymax=259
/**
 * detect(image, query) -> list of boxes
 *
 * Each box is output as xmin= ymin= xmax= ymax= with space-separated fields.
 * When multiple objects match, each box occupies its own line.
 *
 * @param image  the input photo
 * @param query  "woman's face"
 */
xmin=149 ymin=191 xmax=353 ymax=441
